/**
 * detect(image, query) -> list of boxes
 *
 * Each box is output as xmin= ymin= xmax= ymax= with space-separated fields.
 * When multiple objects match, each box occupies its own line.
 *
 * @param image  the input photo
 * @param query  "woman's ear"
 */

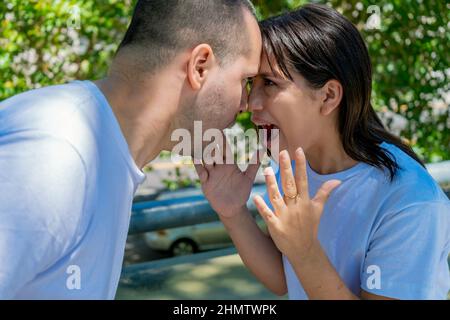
xmin=187 ymin=44 xmax=215 ymax=91
xmin=320 ymin=79 xmax=343 ymax=116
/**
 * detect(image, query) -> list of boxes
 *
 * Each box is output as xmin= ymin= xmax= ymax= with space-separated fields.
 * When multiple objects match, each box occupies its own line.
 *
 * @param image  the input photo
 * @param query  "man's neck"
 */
xmin=94 ymin=72 xmax=179 ymax=168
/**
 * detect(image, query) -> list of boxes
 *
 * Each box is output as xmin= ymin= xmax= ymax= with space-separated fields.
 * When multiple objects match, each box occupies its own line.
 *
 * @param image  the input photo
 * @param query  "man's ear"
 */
xmin=187 ymin=44 xmax=215 ymax=91
xmin=319 ymin=80 xmax=343 ymax=116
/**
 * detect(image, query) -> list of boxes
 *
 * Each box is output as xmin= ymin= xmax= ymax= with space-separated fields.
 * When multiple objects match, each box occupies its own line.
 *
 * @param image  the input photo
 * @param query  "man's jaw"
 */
xmin=226 ymin=119 xmax=237 ymax=129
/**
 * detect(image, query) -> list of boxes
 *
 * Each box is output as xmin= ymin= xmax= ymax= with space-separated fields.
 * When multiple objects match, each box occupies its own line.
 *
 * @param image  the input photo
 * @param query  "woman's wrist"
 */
xmin=218 ymin=204 xmax=248 ymax=218
xmin=219 ymin=205 xmax=252 ymax=228
xmin=285 ymin=239 xmax=324 ymax=269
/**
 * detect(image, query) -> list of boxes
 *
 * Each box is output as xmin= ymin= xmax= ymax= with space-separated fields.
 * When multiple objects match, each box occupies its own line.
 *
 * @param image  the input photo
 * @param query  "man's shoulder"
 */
xmin=0 ymin=81 xmax=103 ymax=159
xmin=1 ymin=81 xmax=97 ymax=134
xmin=1 ymin=81 xmax=91 ymax=110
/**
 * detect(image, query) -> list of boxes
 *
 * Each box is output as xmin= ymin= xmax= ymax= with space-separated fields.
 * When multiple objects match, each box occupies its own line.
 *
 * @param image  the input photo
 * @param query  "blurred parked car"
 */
xmin=137 ymin=164 xmax=449 ymax=258
xmin=144 ymin=215 xmax=267 ymax=256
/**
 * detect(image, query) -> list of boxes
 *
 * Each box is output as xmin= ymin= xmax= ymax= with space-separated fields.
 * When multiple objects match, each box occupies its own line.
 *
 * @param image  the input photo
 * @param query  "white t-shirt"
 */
xmin=0 ymin=81 xmax=146 ymax=299
xmin=265 ymin=143 xmax=450 ymax=300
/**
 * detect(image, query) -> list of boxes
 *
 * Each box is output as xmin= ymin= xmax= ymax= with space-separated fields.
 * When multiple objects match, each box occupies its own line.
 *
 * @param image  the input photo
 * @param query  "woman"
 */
xmin=196 ymin=4 xmax=450 ymax=299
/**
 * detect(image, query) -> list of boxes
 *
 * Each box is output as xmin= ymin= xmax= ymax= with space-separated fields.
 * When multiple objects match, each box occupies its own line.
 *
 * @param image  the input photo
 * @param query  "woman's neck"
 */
xmin=304 ymin=135 xmax=358 ymax=175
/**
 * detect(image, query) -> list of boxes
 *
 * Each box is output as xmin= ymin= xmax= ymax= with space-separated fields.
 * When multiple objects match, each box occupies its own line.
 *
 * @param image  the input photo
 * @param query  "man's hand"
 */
xmin=194 ymin=140 xmax=262 ymax=219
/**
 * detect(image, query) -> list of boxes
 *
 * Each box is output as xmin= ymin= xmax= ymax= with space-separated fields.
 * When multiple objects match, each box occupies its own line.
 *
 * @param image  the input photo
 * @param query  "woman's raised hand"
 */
xmin=253 ymin=148 xmax=341 ymax=260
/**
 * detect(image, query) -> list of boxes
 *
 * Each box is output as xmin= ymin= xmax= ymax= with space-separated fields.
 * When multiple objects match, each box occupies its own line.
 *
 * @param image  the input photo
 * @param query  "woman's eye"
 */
xmin=264 ymin=78 xmax=276 ymax=87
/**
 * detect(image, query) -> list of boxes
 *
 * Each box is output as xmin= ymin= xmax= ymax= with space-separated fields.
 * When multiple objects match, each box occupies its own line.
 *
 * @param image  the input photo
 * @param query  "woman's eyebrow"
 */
xmin=258 ymin=72 xmax=288 ymax=81
xmin=258 ymin=72 xmax=276 ymax=78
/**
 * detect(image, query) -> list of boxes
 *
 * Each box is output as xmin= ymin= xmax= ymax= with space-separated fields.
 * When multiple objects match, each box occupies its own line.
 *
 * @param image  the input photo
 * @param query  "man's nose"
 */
xmin=239 ymin=86 xmax=250 ymax=112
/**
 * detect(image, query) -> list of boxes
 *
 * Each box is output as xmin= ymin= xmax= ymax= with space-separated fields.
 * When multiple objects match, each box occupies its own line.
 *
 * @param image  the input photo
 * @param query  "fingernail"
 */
xmin=296 ymin=147 xmax=304 ymax=157
xmin=280 ymin=150 xmax=288 ymax=160
xmin=264 ymin=167 xmax=274 ymax=176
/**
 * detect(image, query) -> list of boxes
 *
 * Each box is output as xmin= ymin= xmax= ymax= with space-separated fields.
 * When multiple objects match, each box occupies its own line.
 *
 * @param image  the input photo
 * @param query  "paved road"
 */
xmin=123 ymin=234 xmax=170 ymax=266
xmin=118 ymin=247 xmax=285 ymax=300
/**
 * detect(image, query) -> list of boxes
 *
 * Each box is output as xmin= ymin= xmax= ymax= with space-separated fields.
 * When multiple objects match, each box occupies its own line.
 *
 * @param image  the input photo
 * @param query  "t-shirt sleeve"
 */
xmin=0 ymin=133 xmax=88 ymax=298
xmin=361 ymin=201 xmax=450 ymax=300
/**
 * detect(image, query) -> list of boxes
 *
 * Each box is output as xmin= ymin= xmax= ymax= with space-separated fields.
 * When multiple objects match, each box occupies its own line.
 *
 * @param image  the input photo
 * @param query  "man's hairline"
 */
xmin=114 ymin=3 xmax=258 ymax=74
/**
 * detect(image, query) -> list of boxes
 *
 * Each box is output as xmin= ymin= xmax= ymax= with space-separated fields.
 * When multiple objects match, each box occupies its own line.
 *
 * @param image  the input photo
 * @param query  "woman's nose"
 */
xmin=248 ymin=87 xmax=264 ymax=112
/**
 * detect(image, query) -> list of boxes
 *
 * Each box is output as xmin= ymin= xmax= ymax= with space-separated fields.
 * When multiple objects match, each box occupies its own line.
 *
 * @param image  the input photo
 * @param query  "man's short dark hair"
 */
xmin=117 ymin=0 xmax=256 ymax=71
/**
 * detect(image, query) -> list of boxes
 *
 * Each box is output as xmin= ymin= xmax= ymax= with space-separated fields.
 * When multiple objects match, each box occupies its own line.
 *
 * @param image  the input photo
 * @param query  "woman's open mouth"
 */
xmin=257 ymin=123 xmax=280 ymax=152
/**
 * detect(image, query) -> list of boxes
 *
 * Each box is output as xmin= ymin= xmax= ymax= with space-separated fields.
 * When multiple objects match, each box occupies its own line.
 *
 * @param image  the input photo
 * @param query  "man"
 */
xmin=0 ymin=0 xmax=261 ymax=299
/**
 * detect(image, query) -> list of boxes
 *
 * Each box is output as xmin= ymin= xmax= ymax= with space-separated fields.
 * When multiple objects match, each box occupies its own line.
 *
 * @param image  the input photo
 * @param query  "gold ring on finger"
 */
xmin=284 ymin=193 xmax=298 ymax=200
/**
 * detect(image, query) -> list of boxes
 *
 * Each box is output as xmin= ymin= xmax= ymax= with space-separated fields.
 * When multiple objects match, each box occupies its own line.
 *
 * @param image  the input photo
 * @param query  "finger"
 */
xmin=203 ymin=162 xmax=215 ymax=173
xmin=294 ymin=147 xmax=309 ymax=199
xmin=245 ymin=149 xmax=262 ymax=182
xmin=202 ymin=149 xmax=216 ymax=171
xmin=279 ymin=150 xmax=297 ymax=201
xmin=220 ymin=134 xmax=235 ymax=165
xmin=264 ymin=166 xmax=287 ymax=214
xmin=312 ymin=180 xmax=342 ymax=208
xmin=194 ymin=163 xmax=209 ymax=184
xmin=253 ymin=195 xmax=278 ymax=225
xmin=202 ymin=142 xmax=220 ymax=168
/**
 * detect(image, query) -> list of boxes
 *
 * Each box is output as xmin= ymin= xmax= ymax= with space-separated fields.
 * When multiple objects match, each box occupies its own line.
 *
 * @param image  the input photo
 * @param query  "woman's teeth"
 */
xmin=257 ymin=124 xmax=280 ymax=154
xmin=259 ymin=124 xmax=278 ymax=130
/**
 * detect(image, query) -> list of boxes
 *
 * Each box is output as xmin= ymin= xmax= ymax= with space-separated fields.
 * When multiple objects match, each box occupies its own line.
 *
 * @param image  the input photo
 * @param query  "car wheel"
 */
xmin=170 ymin=239 xmax=197 ymax=257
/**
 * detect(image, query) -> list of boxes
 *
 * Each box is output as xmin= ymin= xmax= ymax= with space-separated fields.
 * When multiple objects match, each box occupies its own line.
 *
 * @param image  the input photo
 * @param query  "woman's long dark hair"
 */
xmin=260 ymin=4 xmax=424 ymax=180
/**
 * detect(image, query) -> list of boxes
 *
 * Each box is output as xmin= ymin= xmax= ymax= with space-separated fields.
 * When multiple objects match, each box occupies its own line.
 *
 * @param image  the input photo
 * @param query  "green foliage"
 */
xmin=0 ymin=0 xmax=134 ymax=98
xmin=162 ymin=167 xmax=200 ymax=191
xmin=1 ymin=0 xmax=448 ymax=162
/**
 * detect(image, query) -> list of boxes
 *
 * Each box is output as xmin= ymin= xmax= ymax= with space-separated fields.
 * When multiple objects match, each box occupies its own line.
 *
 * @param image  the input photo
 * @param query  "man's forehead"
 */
xmin=242 ymin=8 xmax=262 ymax=70
xmin=245 ymin=38 xmax=262 ymax=75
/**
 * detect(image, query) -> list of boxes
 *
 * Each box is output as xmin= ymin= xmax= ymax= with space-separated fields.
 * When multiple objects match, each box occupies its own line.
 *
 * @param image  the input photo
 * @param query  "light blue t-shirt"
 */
xmin=265 ymin=143 xmax=450 ymax=300
xmin=0 ymin=81 xmax=145 ymax=299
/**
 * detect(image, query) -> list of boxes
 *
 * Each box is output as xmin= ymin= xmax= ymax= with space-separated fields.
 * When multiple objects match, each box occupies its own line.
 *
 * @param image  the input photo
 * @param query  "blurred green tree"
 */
xmin=1 ymin=0 xmax=448 ymax=162
xmin=0 ymin=0 xmax=133 ymax=100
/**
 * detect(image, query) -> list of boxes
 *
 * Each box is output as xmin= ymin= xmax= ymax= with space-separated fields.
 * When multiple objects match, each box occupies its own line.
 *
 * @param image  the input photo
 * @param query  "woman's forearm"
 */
xmin=219 ymin=207 xmax=287 ymax=296
xmin=286 ymin=242 xmax=359 ymax=300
